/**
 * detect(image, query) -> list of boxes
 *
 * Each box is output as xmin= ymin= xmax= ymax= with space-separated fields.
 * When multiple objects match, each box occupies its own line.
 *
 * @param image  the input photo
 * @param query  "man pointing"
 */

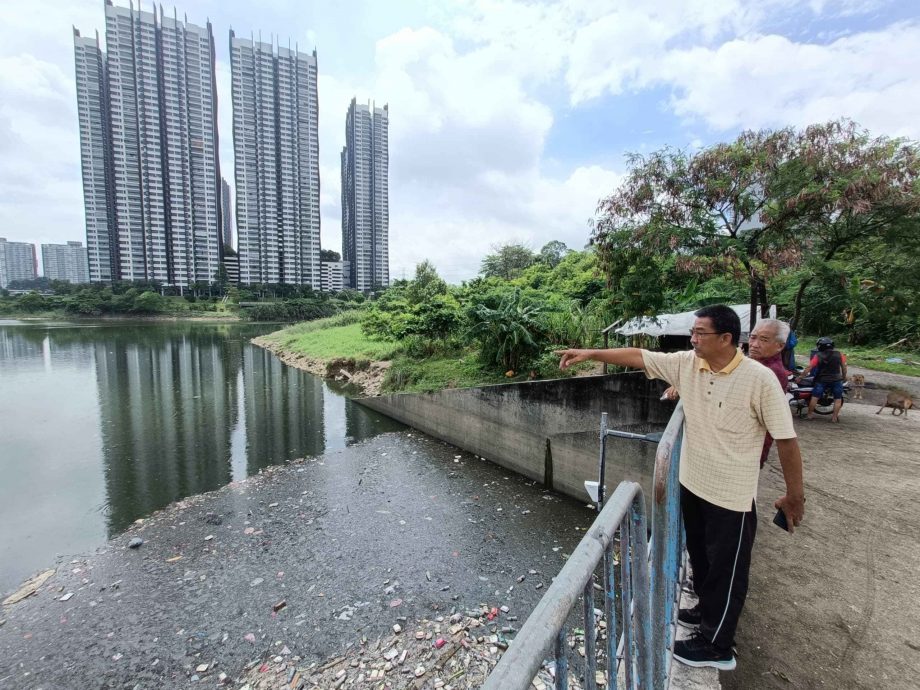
xmin=557 ymin=304 xmax=805 ymax=671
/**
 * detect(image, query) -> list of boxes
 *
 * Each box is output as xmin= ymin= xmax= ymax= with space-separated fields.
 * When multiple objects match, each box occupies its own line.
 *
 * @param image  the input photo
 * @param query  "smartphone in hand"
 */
xmin=772 ymin=508 xmax=790 ymax=532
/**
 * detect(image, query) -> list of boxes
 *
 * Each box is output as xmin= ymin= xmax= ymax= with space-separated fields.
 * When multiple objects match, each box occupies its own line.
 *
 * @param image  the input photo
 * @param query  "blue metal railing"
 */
xmin=481 ymin=403 xmax=686 ymax=690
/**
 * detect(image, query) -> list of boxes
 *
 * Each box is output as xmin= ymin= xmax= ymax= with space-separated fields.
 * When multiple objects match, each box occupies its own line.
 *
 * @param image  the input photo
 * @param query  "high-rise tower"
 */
xmin=230 ymin=33 xmax=320 ymax=286
xmin=341 ymin=99 xmax=388 ymax=291
xmin=73 ymin=2 xmax=222 ymax=287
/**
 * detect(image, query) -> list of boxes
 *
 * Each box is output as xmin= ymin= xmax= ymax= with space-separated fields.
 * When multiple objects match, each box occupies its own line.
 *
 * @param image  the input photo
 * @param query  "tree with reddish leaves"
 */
xmin=781 ymin=121 xmax=920 ymax=333
xmin=591 ymin=120 xmax=920 ymax=333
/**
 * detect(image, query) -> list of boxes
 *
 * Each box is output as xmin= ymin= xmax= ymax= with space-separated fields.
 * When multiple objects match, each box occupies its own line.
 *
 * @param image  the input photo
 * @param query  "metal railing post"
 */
xmin=583 ymin=580 xmax=597 ymax=690
xmin=603 ymin=549 xmax=618 ymax=687
xmin=630 ymin=494 xmax=652 ymax=689
xmin=555 ymin=628 xmax=568 ymax=690
xmin=650 ymin=404 xmax=685 ymax=686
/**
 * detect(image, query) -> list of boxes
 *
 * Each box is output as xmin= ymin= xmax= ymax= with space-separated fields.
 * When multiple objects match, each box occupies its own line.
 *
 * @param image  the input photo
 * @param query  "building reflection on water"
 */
xmin=0 ymin=322 xmax=402 ymax=546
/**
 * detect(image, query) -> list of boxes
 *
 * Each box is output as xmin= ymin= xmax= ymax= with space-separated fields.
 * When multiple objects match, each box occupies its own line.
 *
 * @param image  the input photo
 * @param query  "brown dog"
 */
xmin=877 ymin=390 xmax=914 ymax=417
xmin=850 ymin=374 xmax=866 ymax=399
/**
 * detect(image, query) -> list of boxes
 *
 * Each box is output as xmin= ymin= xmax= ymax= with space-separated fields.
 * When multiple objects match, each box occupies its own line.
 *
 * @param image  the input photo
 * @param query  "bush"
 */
xmin=467 ymin=287 xmax=544 ymax=372
xmin=132 ymin=291 xmax=166 ymax=314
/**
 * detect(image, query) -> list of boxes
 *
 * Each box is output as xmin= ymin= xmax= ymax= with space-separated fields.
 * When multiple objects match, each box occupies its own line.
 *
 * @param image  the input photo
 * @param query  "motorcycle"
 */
xmin=787 ymin=374 xmax=851 ymax=418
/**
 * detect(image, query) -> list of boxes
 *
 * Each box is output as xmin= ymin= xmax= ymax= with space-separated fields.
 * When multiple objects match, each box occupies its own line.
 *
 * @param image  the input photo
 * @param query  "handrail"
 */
xmin=481 ymin=481 xmax=649 ymax=690
xmin=482 ymin=403 xmax=686 ymax=690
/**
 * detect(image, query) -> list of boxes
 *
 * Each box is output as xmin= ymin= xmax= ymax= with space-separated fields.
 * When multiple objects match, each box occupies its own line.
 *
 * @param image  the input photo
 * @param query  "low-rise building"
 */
xmin=320 ymin=260 xmax=350 ymax=293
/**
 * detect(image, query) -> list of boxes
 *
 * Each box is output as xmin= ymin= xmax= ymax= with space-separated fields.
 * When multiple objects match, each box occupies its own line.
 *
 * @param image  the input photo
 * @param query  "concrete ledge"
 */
xmin=357 ymin=372 xmax=674 ymax=506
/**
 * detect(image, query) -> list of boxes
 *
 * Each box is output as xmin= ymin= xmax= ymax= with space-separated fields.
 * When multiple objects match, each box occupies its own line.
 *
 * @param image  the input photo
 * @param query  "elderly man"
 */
xmin=748 ymin=319 xmax=792 ymax=465
xmin=557 ymin=305 xmax=805 ymax=671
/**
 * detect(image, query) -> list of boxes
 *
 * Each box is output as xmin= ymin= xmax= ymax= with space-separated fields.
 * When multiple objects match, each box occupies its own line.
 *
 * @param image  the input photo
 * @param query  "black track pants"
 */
xmin=681 ymin=485 xmax=757 ymax=650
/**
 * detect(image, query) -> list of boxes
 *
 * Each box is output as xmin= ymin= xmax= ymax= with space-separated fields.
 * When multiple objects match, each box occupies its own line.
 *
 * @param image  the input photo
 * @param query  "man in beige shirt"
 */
xmin=557 ymin=305 xmax=805 ymax=671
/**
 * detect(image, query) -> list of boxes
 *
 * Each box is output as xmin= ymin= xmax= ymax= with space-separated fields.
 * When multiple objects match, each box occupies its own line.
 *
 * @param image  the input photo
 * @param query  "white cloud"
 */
xmin=562 ymin=1 xmax=920 ymax=138
xmin=0 ymin=0 xmax=916 ymax=284
xmin=659 ymin=24 xmax=920 ymax=137
xmin=317 ymin=25 xmax=618 ymax=281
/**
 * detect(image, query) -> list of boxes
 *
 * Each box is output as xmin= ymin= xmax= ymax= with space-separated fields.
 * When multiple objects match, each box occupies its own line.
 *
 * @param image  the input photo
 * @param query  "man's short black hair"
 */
xmin=695 ymin=304 xmax=741 ymax=346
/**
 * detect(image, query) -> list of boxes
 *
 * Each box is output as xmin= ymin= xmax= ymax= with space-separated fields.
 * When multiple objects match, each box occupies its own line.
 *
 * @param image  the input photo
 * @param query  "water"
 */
xmin=0 ymin=319 xmax=403 ymax=593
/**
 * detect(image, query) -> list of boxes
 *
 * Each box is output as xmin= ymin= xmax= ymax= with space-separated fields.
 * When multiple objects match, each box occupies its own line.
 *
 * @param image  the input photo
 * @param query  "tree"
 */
xmin=17 ymin=292 xmax=47 ymax=312
xmin=593 ymin=127 xmax=805 ymax=328
xmin=538 ymin=241 xmax=571 ymax=268
xmin=132 ymin=291 xmax=166 ymax=314
xmin=783 ymin=121 xmax=920 ymax=330
xmin=320 ymin=249 xmax=341 ymax=262
xmin=593 ymin=120 xmax=920 ymax=330
xmin=480 ymin=243 xmax=537 ymax=280
xmin=405 ymin=260 xmax=447 ymax=304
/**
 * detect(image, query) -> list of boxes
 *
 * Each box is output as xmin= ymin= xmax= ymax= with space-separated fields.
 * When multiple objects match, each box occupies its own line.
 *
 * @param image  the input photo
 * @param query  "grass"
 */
xmin=262 ymin=313 xmax=548 ymax=392
xmin=796 ymin=335 xmax=920 ymax=377
xmin=264 ymin=319 xmax=399 ymax=362
xmin=383 ymin=350 xmax=517 ymax=393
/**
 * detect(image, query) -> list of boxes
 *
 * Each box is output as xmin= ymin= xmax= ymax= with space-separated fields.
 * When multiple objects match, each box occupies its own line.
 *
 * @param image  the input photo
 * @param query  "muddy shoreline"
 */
xmin=252 ymin=336 xmax=391 ymax=396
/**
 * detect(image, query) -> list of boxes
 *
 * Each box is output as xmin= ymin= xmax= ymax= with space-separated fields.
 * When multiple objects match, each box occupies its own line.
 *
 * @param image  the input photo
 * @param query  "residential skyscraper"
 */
xmin=42 ymin=241 xmax=90 ymax=284
xmin=73 ymin=28 xmax=116 ymax=283
xmin=230 ymin=33 xmax=320 ymax=286
xmin=341 ymin=99 xmax=389 ymax=291
xmin=221 ymin=177 xmax=233 ymax=249
xmin=0 ymin=239 xmax=38 ymax=288
xmin=73 ymin=2 xmax=222 ymax=288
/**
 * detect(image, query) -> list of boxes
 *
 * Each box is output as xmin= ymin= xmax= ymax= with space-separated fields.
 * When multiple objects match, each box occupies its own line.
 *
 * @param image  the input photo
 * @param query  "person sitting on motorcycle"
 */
xmin=797 ymin=337 xmax=848 ymax=422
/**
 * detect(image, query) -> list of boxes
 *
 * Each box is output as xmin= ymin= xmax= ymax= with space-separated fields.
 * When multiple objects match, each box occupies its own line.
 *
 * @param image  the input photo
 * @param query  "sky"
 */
xmin=1 ymin=0 xmax=919 ymax=283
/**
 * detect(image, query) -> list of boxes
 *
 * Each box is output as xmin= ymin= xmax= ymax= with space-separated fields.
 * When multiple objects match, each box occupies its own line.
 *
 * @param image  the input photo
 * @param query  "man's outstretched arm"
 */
xmin=556 ymin=347 xmax=647 ymax=371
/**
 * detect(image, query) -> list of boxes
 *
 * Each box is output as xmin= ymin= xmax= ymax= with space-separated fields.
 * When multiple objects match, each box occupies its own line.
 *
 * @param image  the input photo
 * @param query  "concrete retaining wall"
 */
xmin=357 ymin=373 xmax=674 ymax=505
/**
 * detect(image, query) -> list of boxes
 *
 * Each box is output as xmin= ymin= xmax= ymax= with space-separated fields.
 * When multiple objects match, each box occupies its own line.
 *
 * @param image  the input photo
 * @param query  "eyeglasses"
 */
xmin=689 ymin=329 xmax=721 ymax=337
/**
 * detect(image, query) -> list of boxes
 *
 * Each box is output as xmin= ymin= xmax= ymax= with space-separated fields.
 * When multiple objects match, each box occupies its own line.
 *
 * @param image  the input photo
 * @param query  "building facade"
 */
xmin=73 ymin=2 xmax=222 ymax=288
xmin=341 ymin=99 xmax=389 ymax=292
xmin=230 ymin=33 xmax=320 ymax=287
xmin=320 ymin=260 xmax=350 ymax=293
xmin=42 ymin=241 xmax=90 ymax=283
xmin=0 ymin=238 xmax=38 ymax=288
xmin=221 ymin=177 xmax=233 ymax=250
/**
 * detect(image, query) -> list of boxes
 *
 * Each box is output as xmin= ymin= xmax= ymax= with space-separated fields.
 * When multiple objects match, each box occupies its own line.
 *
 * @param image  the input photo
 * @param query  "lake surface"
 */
xmin=0 ymin=319 xmax=403 ymax=593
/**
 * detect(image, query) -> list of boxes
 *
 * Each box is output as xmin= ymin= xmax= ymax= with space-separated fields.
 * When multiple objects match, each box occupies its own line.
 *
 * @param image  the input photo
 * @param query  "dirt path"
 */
xmin=722 ymin=401 xmax=920 ymax=689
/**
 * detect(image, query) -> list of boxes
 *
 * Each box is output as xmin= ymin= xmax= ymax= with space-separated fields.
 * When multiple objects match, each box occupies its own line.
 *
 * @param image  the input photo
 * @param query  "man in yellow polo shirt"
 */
xmin=557 ymin=304 xmax=805 ymax=671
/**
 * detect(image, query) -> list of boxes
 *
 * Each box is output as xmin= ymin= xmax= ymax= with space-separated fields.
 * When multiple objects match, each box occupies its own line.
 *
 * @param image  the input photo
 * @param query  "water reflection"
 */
xmin=0 ymin=320 xmax=403 ymax=593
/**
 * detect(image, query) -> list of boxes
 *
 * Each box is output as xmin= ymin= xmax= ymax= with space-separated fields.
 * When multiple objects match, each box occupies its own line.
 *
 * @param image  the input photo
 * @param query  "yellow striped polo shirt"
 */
xmin=641 ymin=348 xmax=796 ymax=512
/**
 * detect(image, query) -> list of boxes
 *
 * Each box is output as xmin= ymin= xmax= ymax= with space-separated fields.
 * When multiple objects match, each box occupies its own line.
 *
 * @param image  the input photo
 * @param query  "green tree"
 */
xmin=320 ymin=249 xmax=341 ymax=262
xmin=407 ymin=293 xmax=463 ymax=340
xmin=784 ymin=121 xmax=920 ymax=330
xmin=405 ymin=260 xmax=447 ymax=304
xmin=480 ymin=243 xmax=537 ymax=280
xmin=17 ymin=292 xmax=47 ymax=313
xmin=132 ymin=291 xmax=166 ymax=314
xmin=538 ymin=240 xmax=570 ymax=268
xmin=593 ymin=127 xmax=805 ymax=327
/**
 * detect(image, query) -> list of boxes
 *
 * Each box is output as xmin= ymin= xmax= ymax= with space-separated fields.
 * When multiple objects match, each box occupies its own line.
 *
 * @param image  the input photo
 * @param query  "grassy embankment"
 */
xmin=261 ymin=312 xmax=516 ymax=393
xmin=796 ymin=336 xmax=920 ymax=377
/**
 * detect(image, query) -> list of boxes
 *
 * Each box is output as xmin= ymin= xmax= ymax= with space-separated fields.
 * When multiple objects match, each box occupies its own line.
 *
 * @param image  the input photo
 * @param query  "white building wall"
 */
xmin=0 ymin=239 xmax=38 ymax=288
xmin=42 ymin=242 xmax=90 ymax=283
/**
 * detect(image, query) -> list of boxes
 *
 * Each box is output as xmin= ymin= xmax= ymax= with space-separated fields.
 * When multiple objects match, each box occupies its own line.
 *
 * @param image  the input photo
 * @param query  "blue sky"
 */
xmin=1 ymin=0 xmax=918 ymax=282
